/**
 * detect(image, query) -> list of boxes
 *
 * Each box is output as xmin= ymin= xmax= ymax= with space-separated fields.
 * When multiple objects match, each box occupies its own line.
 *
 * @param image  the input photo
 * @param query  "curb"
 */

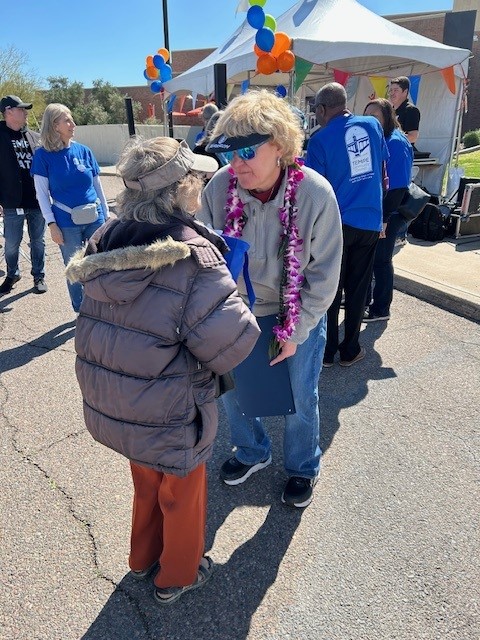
xmin=394 ymin=274 xmax=480 ymax=324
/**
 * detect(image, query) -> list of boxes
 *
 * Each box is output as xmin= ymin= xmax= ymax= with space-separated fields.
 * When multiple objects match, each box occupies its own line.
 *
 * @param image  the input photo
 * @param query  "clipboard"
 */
xmin=233 ymin=315 xmax=296 ymax=418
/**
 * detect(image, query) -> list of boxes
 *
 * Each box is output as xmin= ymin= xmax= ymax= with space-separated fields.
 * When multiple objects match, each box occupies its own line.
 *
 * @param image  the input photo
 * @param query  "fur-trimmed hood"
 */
xmin=66 ymin=236 xmax=193 ymax=306
xmin=65 ymin=215 xmax=228 ymax=306
xmin=66 ymin=236 xmax=190 ymax=283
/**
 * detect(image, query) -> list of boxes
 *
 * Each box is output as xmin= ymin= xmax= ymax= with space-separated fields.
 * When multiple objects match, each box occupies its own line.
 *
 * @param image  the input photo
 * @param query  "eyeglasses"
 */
xmin=218 ymin=141 xmax=267 ymax=165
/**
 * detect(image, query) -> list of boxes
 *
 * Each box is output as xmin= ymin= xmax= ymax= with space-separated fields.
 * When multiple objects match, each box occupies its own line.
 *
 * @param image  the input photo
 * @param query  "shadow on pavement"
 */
xmin=82 ymin=447 xmax=303 ymax=640
xmin=0 ymin=288 xmax=31 ymax=312
xmin=81 ymin=324 xmax=393 ymax=640
xmin=319 ymin=320 xmax=396 ymax=453
xmin=0 ymin=321 xmax=76 ymax=374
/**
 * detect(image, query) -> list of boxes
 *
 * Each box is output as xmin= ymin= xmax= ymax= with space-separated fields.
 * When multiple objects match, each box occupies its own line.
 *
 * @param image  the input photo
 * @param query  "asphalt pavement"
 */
xmin=0 ymin=174 xmax=479 ymax=640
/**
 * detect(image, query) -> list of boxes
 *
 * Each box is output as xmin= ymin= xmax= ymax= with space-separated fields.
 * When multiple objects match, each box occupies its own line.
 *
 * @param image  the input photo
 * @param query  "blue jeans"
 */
xmin=59 ymin=221 xmax=104 ymax=312
xmin=3 ymin=208 xmax=45 ymax=279
xmin=370 ymin=213 xmax=408 ymax=317
xmin=221 ymin=314 xmax=327 ymax=479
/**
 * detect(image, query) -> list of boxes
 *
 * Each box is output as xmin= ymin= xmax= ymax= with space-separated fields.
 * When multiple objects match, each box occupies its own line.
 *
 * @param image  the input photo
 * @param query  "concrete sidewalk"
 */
xmin=393 ymin=235 xmax=480 ymax=323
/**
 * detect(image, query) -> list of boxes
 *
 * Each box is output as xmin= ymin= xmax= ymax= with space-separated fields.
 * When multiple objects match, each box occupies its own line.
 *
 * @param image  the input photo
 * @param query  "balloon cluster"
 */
xmin=143 ymin=48 xmax=172 ymax=94
xmin=246 ymin=0 xmax=295 ymax=76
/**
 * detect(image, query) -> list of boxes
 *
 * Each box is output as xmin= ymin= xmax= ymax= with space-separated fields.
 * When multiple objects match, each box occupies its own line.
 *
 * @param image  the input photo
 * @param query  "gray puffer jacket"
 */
xmin=66 ymin=216 xmax=260 ymax=477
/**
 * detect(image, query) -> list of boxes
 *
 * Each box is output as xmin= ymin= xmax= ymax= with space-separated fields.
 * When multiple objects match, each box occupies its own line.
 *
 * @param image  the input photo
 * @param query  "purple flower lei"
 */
xmin=223 ymin=159 xmax=305 ymax=356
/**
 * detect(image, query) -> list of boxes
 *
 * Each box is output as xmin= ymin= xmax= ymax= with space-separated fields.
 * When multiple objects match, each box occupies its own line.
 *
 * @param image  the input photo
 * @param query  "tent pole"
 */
xmin=451 ymin=78 xmax=466 ymax=168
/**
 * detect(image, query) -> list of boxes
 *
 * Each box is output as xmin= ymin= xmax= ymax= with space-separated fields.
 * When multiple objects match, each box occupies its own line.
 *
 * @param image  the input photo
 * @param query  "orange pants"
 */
xmin=128 ymin=462 xmax=207 ymax=588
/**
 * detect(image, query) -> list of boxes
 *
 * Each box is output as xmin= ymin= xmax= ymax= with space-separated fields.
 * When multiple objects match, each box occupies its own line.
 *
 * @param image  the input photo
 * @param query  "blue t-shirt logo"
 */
xmin=346 ymin=126 xmax=373 ymax=178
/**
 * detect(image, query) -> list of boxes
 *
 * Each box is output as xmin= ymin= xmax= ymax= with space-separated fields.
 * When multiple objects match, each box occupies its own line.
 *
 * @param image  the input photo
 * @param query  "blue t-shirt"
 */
xmin=386 ymin=128 xmax=413 ymax=190
xmin=31 ymin=142 xmax=106 ymax=228
xmin=305 ymin=114 xmax=389 ymax=231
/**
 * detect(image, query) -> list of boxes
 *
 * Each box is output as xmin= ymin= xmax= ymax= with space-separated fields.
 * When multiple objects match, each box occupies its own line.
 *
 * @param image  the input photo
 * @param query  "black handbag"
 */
xmin=397 ymin=182 xmax=430 ymax=222
xmin=214 ymin=371 xmax=235 ymax=398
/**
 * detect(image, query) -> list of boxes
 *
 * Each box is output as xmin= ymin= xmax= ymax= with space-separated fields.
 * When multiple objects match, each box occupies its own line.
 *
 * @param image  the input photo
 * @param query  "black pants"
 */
xmin=325 ymin=224 xmax=379 ymax=362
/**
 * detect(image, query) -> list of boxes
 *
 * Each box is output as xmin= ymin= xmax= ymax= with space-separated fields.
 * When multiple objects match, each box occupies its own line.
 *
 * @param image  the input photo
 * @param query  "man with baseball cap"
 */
xmin=0 ymin=95 xmax=47 ymax=295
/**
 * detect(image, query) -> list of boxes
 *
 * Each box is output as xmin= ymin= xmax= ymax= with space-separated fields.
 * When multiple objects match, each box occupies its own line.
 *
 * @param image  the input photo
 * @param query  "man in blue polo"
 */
xmin=306 ymin=82 xmax=388 ymax=367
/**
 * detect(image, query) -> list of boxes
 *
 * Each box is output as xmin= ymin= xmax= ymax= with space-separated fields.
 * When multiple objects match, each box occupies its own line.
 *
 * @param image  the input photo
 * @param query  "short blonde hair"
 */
xmin=211 ymin=90 xmax=304 ymax=167
xmin=40 ymin=103 xmax=72 ymax=152
xmin=116 ymin=136 xmax=204 ymax=223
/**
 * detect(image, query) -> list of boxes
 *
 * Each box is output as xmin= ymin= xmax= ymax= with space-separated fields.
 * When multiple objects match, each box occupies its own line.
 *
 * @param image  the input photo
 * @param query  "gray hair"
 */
xmin=40 ymin=103 xmax=72 ymax=152
xmin=116 ymin=136 xmax=204 ymax=223
xmin=314 ymin=83 xmax=347 ymax=109
xmin=202 ymin=103 xmax=219 ymax=123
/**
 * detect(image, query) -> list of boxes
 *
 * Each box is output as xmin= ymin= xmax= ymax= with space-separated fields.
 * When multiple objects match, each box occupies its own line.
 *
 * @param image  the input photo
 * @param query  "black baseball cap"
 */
xmin=0 ymin=95 xmax=33 ymax=113
xmin=206 ymin=132 xmax=270 ymax=154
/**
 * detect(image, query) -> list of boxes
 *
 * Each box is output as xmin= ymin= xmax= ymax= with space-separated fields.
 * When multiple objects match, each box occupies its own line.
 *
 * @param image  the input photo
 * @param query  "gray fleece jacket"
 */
xmin=66 ymin=217 xmax=260 ymax=477
xmin=199 ymin=165 xmax=343 ymax=344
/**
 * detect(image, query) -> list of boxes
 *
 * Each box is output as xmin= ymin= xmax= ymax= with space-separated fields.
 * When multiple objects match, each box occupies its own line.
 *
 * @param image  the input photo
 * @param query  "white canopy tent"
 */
xmin=164 ymin=0 xmax=471 ymax=193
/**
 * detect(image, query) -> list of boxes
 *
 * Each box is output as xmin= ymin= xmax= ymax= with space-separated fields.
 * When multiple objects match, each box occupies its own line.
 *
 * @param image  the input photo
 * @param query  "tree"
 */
xmin=44 ymin=76 xmax=142 ymax=125
xmin=44 ymin=76 xmax=85 ymax=114
xmin=0 ymin=45 xmax=45 ymax=129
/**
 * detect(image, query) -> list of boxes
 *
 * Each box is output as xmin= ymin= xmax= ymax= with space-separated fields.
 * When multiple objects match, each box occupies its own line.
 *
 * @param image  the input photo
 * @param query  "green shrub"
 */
xmin=463 ymin=130 xmax=480 ymax=148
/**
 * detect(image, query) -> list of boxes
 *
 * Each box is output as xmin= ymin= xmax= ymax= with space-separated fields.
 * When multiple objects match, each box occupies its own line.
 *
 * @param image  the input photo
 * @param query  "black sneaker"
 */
xmin=0 ymin=274 xmax=21 ymax=295
xmin=363 ymin=310 xmax=390 ymax=322
xmin=220 ymin=455 xmax=272 ymax=486
xmin=281 ymin=476 xmax=318 ymax=508
xmin=33 ymin=278 xmax=48 ymax=294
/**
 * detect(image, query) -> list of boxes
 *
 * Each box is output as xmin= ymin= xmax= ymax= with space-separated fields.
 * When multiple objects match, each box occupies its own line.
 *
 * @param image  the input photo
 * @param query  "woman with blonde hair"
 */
xmin=31 ymin=103 xmax=109 ymax=312
xmin=200 ymin=90 xmax=343 ymax=508
xmin=65 ymin=136 xmax=259 ymax=604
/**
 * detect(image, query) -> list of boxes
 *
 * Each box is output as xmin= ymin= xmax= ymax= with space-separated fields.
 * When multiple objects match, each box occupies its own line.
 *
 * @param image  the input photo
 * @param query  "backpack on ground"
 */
xmin=408 ymin=203 xmax=450 ymax=242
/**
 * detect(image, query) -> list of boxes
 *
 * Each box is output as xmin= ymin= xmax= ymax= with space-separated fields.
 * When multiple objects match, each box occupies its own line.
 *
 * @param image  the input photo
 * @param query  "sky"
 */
xmin=1 ymin=0 xmax=454 ymax=89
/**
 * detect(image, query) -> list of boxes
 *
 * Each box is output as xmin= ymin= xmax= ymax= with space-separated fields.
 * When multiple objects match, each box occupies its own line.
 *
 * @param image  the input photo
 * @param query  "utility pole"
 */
xmin=162 ymin=0 xmax=174 ymax=138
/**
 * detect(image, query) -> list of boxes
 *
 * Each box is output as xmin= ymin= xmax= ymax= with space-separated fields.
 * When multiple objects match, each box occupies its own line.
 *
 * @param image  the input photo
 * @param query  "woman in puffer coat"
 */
xmin=65 ymin=137 xmax=260 ymax=605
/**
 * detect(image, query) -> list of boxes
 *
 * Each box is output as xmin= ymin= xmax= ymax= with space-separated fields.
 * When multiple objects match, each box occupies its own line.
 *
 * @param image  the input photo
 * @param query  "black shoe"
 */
xmin=282 ymin=476 xmax=318 ymax=508
xmin=0 ymin=274 xmax=21 ymax=295
xmin=33 ymin=278 xmax=48 ymax=294
xmin=323 ymin=359 xmax=334 ymax=369
xmin=363 ymin=310 xmax=390 ymax=323
xmin=220 ymin=455 xmax=272 ymax=486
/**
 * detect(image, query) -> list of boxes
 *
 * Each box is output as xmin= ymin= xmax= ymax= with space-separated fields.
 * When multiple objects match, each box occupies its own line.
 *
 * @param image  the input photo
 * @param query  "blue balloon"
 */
xmin=153 ymin=54 xmax=166 ymax=69
xmin=160 ymin=64 xmax=173 ymax=82
xmin=143 ymin=69 xmax=150 ymax=80
xmin=247 ymin=5 xmax=265 ymax=30
xmin=276 ymin=85 xmax=287 ymax=98
xmin=150 ymin=80 xmax=163 ymax=93
xmin=255 ymin=28 xmax=275 ymax=53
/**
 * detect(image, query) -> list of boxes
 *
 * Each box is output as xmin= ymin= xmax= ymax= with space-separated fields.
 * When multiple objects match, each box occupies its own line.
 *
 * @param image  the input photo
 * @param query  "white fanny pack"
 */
xmin=53 ymin=199 xmax=100 ymax=225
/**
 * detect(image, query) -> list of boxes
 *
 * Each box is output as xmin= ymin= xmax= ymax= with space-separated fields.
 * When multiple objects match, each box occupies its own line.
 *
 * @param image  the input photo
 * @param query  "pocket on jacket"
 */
xmin=191 ymin=383 xmax=217 ymax=451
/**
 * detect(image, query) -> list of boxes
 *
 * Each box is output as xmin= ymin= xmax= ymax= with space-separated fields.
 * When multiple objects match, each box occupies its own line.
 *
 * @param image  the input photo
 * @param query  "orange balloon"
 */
xmin=254 ymin=43 xmax=267 ymax=57
xmin=271 ymin=32 xmax=292 ymax=58
xmin=146 ymin=55 xmax=154 ymax=66
xmin=146 ymin=65 xmax=159 ymax=79
xmin=157 ymin=47 xmax=170 ymax=62
xmin=277 ymin=50 xmax=295 ymax=73
xmin=257 ymin=53 xmax=278 ymax=76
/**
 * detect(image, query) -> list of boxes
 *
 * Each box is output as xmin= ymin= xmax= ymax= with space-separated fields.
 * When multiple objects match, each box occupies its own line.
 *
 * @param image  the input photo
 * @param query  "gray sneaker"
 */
xmin=33 ymin=278 xmax=48 ymax=294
